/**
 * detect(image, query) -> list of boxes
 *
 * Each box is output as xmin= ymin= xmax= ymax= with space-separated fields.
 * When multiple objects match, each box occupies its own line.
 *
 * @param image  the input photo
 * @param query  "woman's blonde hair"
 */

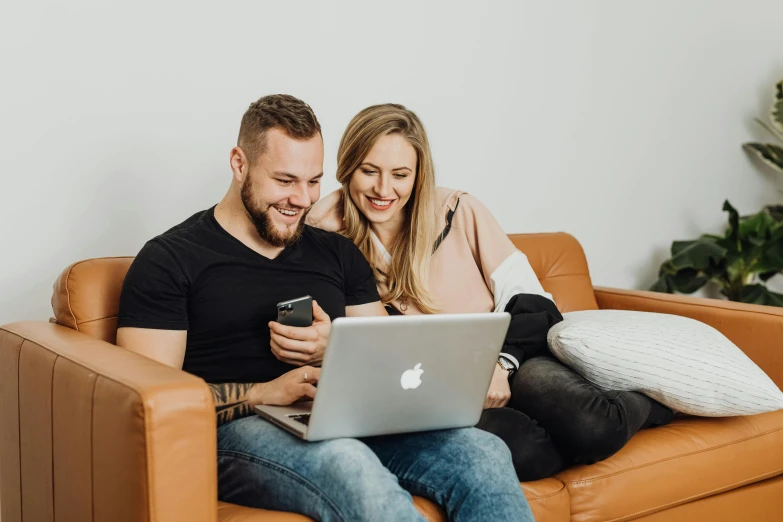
xmin=336 ymin=104 xmax=439 ymax=313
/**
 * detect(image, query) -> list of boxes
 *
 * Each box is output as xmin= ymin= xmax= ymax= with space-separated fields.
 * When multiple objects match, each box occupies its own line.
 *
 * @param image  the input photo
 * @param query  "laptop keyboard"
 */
xmin=288 ymin=413 xmax=311 ymax=426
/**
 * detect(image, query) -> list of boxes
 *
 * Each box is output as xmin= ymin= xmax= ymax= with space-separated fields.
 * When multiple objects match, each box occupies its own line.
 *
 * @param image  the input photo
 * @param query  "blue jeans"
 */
xmin=217 ymin=417 xmax=535 ymax=522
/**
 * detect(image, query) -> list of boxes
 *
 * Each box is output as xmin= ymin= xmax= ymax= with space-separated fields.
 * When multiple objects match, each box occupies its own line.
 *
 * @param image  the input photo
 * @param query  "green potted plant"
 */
xmin=650 ymin=201 xmax=783 ymax=306
xmin=744 ymin=80 xmax=783 ymax=178
xmin=651 ymin=80 xmax=783 ymax=306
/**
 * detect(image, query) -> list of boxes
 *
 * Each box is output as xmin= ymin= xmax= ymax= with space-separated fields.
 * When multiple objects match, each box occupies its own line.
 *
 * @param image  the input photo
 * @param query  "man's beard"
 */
xmin=241 ymin=178 xmax=309 ymax=248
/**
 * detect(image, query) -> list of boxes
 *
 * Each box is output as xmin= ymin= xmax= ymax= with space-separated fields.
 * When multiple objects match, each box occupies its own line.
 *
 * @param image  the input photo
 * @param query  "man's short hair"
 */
xmin=237 ymin=94 xmax=322 ymax=163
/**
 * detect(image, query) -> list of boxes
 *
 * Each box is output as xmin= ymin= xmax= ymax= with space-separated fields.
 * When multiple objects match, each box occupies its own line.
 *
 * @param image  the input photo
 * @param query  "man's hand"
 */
xmin=249 ymin=366 xmax=321 ymax=406
xmin=484 ymin=364 xmax=512 ymax=409
xmin=269 ymin=300 xmax=331 ymax=366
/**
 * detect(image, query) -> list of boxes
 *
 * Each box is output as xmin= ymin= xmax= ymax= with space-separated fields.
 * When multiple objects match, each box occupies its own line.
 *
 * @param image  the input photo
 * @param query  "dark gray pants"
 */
xmin=476 ymin=357 xmax=674 ymax=481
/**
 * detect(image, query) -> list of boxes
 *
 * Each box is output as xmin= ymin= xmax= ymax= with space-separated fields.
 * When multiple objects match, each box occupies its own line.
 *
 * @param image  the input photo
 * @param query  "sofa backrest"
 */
xmin=51 ymin=233 xmax=597 ymax=343
xmin=52 ymin=257 xmax=134 ymax=344
xmin=508 ymin=233 xmax=598 ymax=312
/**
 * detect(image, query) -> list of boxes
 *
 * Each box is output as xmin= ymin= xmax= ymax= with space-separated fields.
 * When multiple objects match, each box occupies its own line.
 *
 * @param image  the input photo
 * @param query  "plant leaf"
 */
xmin=657 ymin=260 xmax=675 ymax=277
xmin=650 ymin=274 xmax=675 ymax=293
xmin=722 ymin=200 xmax=740 ymax=246
xmin=739 ymin=284 xmax=783 ymax=307
xmin=669 ymin=238 xmax=726 ymax=271
xmin=670 ymin=269 xmax=709 ymax=294
xmin=753 ymin=224 xmax=783 ymax=274
xmin=744 ymin=143 xmax=783 ymax=172
xmin=766 ymin=205 xmax=783 ymax=222
xmin=754 ymin=117 xmax=783 ymax=144
xmin=706 ymin=233 xmax=739 ymax=258
xmin=650 ymin=269 xmax=709 ymax=294
xmin=739 ymin=209 xmax=776 ymax=245
xmin=772 ymin=80 xmax=783 ymax=136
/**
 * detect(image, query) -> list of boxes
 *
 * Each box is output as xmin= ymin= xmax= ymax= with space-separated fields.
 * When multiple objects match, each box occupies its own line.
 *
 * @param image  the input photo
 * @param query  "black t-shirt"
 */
xmin=117 ymin=206 xmax=379 ymax=383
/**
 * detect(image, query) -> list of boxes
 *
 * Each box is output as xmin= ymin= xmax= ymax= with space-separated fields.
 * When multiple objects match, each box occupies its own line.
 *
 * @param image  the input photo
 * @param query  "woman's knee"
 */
xmin=561 ymin=407 xmax=631 ymax=464
xmin=509 ymin=359 xmax=633 ymax=463
xmin=511 ymin=357 xmax=573 ymax=405
xmin=515 ymin=356 xmax=563 ymax=384
xmin=563 ymin=390 xmax=660 ymax=463
xmin=477 ymin=408 xmax=565 ymax=481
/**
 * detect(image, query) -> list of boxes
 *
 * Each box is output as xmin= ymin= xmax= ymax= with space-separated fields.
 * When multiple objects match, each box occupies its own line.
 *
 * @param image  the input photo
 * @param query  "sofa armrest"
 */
xmin=0 ymin=321 xmax=217 ymax=522
xmin=593 ymin=287 xmax=783 ymax=388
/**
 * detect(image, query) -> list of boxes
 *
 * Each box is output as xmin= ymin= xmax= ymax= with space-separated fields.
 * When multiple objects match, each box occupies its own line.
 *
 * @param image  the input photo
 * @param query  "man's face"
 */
xmin=240 ymin=128 xmax=324 ymax=247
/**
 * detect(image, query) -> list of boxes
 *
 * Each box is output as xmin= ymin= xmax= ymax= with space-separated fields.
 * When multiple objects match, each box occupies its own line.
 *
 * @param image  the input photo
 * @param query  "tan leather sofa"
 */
xmin=3 ymin=232 xmax=783 ymax=522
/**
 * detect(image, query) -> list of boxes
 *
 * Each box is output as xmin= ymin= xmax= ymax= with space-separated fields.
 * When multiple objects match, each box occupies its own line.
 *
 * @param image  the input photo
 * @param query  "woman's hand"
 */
xmin=484 ymin=363 xmax=512 ymax=409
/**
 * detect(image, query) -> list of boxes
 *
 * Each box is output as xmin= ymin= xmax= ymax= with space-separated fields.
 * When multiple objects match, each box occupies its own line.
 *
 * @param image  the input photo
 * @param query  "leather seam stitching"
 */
xmin=563 ymin=424 xmax=783 ymax=485
xmin=17 ymin=338 xmax=23 ymax=521
xmin=76 ymin=315 xmax=118 ymax=326
xmin=1 ymin=325 xmax=205 ymax=400
xmin=541 ymin=273 xmax=590 ymax=280
xmin=2 ymin=326 xmax=213 ymax=520
xmin=90 ymin=373 xmax=97 ymax=522
xmin=61 ymin=257 xmax=135 ymax=328
xmin=530 ymin=483 xmax=567 ymax=501
xmin=670 ymin=425 xmax=699 ymax=447
xmin=601 ymin=468 xmax=783 ymax=522
xmin=142 ymin=376 xmax=154 ymax=522
xmin=64 ymin=264 xmax=77 ymax=331
xmin=594 ymin=289 xmax=783 ymax=319
xmin=50 ymin=354 xmax=58 ymax=518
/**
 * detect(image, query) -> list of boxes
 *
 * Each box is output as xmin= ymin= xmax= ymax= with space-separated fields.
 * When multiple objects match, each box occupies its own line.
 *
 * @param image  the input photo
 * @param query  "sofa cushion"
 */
xmin=52 ymin=257 xmax=133 ymax=344
xmin=216 ymin=498 xmax=447 ymax=522
xmin=547 ymin=309 xmax=783 ymax=416
xmin=408 ymin=479 xmax=572 ymax=522
xmin=508 ymin=233 xmax=599 ymax=313
xmin=557 ymin=409 xmax=783 ymax=522
xmin=522 ymin=478 xmax=571 ymax=522
xmin=216 ymin=479 xmax=570 ymax=522
xmin=218 ymin=501 xmax=311 ymax=521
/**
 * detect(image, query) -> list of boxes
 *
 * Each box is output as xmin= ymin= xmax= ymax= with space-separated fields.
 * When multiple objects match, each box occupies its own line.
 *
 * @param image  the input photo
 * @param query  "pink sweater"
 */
xmin=307 ymin=187 xmax=554 ymax=317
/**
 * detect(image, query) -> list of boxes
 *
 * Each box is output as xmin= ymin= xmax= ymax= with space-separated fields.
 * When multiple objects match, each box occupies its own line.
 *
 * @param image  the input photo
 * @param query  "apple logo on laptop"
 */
xmin=400 ymin=363 xmax=424 ymax=390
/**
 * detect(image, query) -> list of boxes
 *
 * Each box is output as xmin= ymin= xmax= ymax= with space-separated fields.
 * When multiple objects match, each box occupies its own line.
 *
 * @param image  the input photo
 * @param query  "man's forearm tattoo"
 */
xmin=208 ymin=382 xmax=256 ymax=426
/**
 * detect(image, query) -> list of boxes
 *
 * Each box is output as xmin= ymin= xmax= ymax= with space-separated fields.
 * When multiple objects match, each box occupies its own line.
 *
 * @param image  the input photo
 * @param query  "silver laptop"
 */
xmin=255 ymin=312 xmax=511 ymax=441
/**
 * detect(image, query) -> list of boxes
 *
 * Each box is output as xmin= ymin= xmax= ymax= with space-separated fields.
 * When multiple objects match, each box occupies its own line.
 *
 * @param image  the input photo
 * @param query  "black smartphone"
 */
xmin=276 ymin=295 xmax=313 ymax=327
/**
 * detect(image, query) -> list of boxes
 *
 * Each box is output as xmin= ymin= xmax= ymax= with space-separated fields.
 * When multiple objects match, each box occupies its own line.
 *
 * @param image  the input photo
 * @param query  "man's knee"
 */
xmin=314 ymin=439 xmax=421 ymax=519
xmin=218 ymin=421 xmax=406 ymax=509
xmin=312 ymin=438 xmax=387 ymax=484
xmin=440 ymin=428 xmax=516 ymax=478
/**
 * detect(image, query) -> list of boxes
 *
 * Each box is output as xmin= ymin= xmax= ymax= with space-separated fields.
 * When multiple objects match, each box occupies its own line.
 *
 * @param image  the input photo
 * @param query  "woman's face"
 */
xmin=348 ymin=133 xmax=418 ymax=227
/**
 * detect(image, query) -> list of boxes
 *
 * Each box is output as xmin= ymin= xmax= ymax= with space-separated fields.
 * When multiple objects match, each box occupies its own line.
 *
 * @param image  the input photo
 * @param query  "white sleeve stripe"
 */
xmin=499 ymin=352 xmax=520 ymax=369
xmin=490 ymin=250 xmax=554 ymax=313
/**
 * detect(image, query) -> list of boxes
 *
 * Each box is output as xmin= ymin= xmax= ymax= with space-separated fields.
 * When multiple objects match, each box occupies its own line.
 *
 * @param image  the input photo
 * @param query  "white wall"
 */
xmin=1 ymin=0 xmax=782 ymax=325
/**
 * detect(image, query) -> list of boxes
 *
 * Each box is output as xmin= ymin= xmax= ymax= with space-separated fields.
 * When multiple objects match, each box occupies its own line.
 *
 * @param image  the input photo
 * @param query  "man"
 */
xmin=116 ymin=94 xmax=535 ymax=522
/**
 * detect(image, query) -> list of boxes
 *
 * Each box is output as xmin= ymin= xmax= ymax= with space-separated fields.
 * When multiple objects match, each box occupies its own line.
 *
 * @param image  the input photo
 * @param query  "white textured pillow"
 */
xmin=546 ymin=310 xmax=783 ymax=417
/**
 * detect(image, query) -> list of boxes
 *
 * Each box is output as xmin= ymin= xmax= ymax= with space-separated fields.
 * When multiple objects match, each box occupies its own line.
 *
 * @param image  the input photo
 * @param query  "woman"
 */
xmin=307 ymin=103 xmax=673 ymax=480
